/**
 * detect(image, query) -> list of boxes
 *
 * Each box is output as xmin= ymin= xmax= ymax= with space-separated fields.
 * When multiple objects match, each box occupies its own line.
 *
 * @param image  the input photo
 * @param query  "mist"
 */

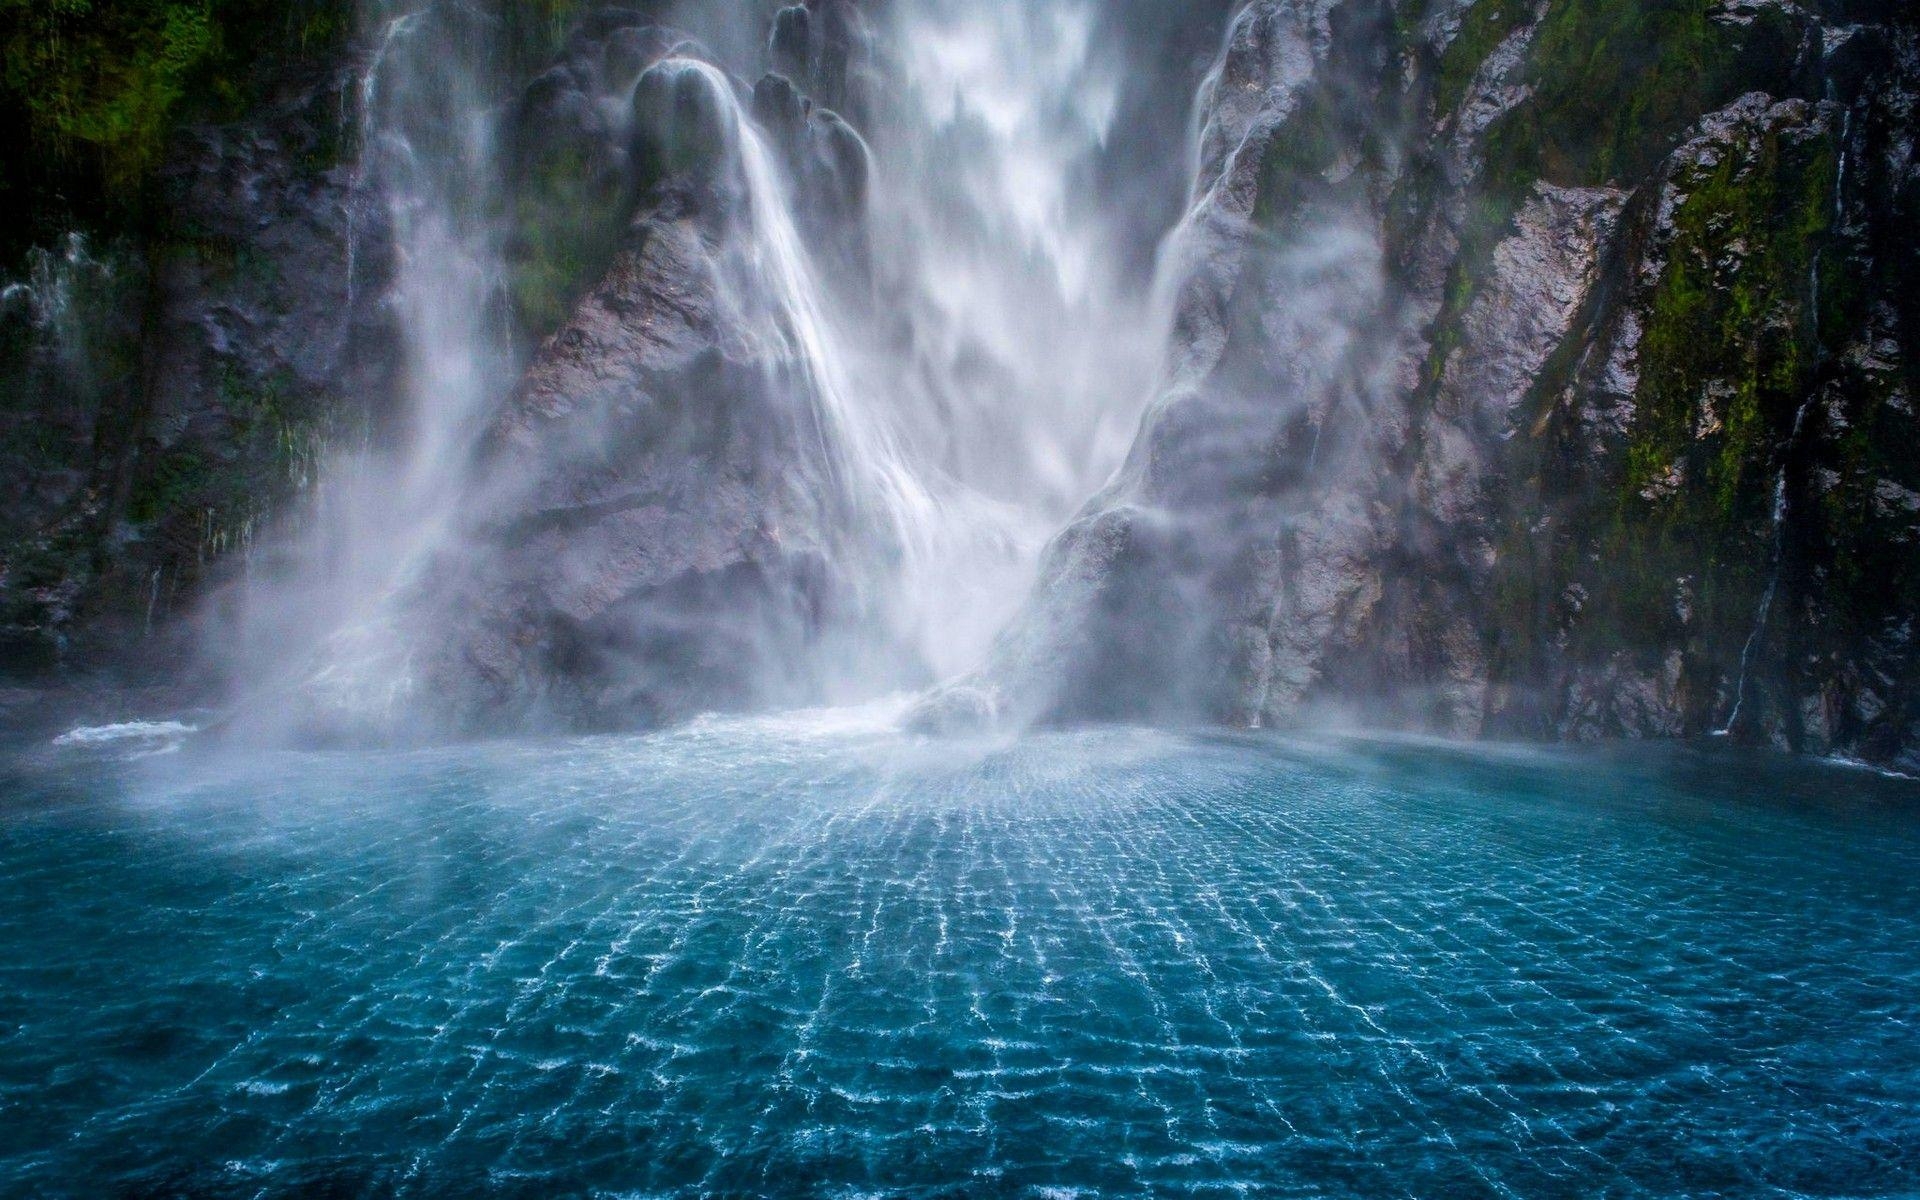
xmin=196 ymin=0 xmax=1238 ymax=745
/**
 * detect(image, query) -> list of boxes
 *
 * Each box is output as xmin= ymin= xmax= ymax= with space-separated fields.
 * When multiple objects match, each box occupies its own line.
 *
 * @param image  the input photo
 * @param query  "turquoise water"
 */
xmin=1 ymin=714 xmax=1917 ymax=1197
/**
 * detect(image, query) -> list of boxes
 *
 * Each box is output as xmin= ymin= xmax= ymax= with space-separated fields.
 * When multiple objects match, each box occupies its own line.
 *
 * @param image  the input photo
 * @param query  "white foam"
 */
xmin=52 ymin=721 xmax=199 ymax=748
xmin=702 ymin=696 xmax=921 ymax=739
xmin=1824 ymin=755 xmax=1919 ymax=783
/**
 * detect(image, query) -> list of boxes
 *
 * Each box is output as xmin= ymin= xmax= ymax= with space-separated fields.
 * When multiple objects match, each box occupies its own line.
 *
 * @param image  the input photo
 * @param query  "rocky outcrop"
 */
xmin=768 ymin=1 xmax=872 ymax=125
xmin=139 ymin=66 xmax=398 ymax=607
xmin=949 ymin=0 xmax=1920 ymax=770
xmin=410 ymin=42 xmax=893 ymax=732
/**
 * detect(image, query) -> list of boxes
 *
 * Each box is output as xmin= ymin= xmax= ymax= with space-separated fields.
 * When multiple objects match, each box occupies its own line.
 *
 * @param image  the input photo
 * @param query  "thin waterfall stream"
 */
xmin=1716 ymin=96 xmax=1854 ymax=740
xmin=221 ymin=2 xmax=521 ymax=732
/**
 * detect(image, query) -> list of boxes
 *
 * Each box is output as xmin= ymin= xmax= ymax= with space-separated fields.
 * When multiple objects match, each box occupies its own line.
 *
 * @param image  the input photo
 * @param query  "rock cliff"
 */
xmin=4 ymin=0 xmax=1917 ymax=767
xmin=951 ymin=0 xmax=1920 ymax=770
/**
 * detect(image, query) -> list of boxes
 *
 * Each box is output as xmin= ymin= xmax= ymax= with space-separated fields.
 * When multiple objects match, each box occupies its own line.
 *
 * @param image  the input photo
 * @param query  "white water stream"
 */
xmin=223 ymin=0 xmax=1192 ymax=735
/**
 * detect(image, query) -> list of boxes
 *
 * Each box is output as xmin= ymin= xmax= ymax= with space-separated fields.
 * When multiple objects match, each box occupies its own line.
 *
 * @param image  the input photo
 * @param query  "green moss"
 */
xmin=1500 ymin=113 xmax=1836 ymax=711
xmin=1483 ymin=0 xmax=1803 ymax=190
xmin=127 ymin=447 xmax=211 ymax=526
xmin=125 ymin=361 xmax=327 ymax=554
xmin=506 ymin=144 xmax=629 ymax=340
xmin=1418 ymin=0 xmax=1873 ymax=728
xmin=1628 ymin=122 xmax=1833 ymax=522
xmin=1618 ymin=130 xmax=1830 ymax=642
xmin=1405 ymin=180 xmax=1531 ymax=413
xmin=1254 ymin=90 xmax=1341 ymax=227
xmin=2 ymin=1 xmax=215 ymax=195
xmin=0 ymin=0 xmax=356 ymax=262
xmin=499 ymin=0 xmax=590 ymax=81
xmin=1433 ymin=0 xmax=1532 ymax=117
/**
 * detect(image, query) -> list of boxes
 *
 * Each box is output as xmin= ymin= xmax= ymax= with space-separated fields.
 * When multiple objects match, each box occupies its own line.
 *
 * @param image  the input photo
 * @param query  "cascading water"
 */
xmin=12 ymin=4 xmax=1920 ymax=1195
xmin=2 ymin=235 xmax=116 ymax=381
xmin=1717 ymin=399 xmax=1812 ymax=738
xmin=602 ymin=5 xmax=1185 ymax=699
xmin=0 ymin=234 xmax=127 ymax=466
xmin=654 ymin=58 xmax=942 ymax=606
xmin=1716 ymin=99 xmax=1852 ymax=739
xmin=352 ymin=3 xmax=512 ymax=560
xmin=860 ymin=0 xmax=1171 ymax=674
xmin=216 ymin=0 xmax=1199 ymax=735
xmin=223 ymin=1 xmax=514 ymax=736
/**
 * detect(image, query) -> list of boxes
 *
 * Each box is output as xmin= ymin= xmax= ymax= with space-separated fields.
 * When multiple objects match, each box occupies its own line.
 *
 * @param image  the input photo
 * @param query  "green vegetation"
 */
xmin=0 ymin=0 xmax=624 ymax=657
xmin=1404 ymin=0 xmax=1848 ymax=719
xmin=1433 ymin=0 xmax=1531 ymax=117
xmin=127 ymin=362 xmax=332 ymax=571
xmin=0 ymin=0 xmax=354 ymax=262
xmin=1424 ymin=0 xmax=1826 ymax=479
xmin=1254 ymin=88 xmax=1342 ymax=227
xmin=507 ymin=145 xmax=628 ymax=340
xmin=1409 ymin=0 xmax=1805 ymax=398
xmin=1483 ymin=0 xmax=1802 ymax=189
xmin=499 ymin=0 xmax=590 ymax=81
xmin=1629 ymin=117 xmax=1832 ymax=523
xmin=1485 ymin=111 xmax=1837 ymax=716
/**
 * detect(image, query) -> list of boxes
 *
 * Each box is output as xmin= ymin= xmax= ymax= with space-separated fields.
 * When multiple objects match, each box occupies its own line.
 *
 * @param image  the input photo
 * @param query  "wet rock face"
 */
xmin=5 ymin=0 xmax=1914 ymax=766
xmin=502 ymin=19 xmax=677 ymax=341
xmin=0 ymin=236 xmax=141 ymax=669
xmin=504 ymin=15 xmax=873 ymax=340
xmin=966 ymin=0 xmax=1920 ymax=769
xmin=145 ymin=67 xmax=399 ymax=545
xmin=768 ymin=1 xmax=871 ymax=124
xmin=414 ymin=28 xmax=884 ymax=733
xmin=0 ymin=4 xmax=885 ymax=731
xmin=751 ymin=71 xmax=871 ymax=270
xmin=419 ymin=215 xmax=843 ymax=730
xmin=0 ymin=62 xmax=396 ymax=677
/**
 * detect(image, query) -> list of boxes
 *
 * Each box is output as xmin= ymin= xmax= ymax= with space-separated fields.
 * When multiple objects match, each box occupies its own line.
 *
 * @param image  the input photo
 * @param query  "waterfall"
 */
xmin=620 ymin=4 xmax=1175 ymax=689
xmin=1834 ymin=108 xmax=1852 ymax=226
xmin=1714 ymin=96 xmax=1853 ymax=741
xmin=631 ymin=55 xmax=982 ymax=676
xmin=659 ymin=60 xmax=939 ymax=559
xmin=215 ymin=0 xmax=1196 ymax=737
xmin=862 ymin=0 xmax=1169 ymax=675
xmin=4 ymin=234 xmax=117 ymax=385
xmin=223 ymin=0 xmax=514 ymax=736
xmin=1719 ymin=396 xmax=1816 ymax=738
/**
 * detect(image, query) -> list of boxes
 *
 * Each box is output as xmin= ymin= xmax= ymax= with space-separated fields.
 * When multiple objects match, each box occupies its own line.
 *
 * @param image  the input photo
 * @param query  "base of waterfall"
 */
xmin=3 ymin=719 xmax=1916 ymax=1196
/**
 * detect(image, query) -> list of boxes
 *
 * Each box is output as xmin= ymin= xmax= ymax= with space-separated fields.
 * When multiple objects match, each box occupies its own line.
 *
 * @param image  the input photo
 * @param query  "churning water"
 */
xmin=3 ymin=722 xmax=1917 ymax=1196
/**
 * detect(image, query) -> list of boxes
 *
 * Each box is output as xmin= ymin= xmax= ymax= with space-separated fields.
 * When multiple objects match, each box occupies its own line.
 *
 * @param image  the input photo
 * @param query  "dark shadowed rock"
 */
xmin=0 ymin=61 xmax=397 ymax=679
xmin=766 ymin=0 xmax=871 ymax=126
xmin=419 ymin=201 xmax=851 ymax=729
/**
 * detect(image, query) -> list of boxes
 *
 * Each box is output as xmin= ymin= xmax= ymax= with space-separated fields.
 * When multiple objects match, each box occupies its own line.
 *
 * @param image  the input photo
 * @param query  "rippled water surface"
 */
xmin=2 ymin=715 xmax=1917 ymax=1197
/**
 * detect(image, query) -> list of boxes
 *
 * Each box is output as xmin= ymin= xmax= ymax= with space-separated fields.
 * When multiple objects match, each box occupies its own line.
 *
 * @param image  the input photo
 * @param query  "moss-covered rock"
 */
xmin=0 ymin=0 xmax=357 ymax=265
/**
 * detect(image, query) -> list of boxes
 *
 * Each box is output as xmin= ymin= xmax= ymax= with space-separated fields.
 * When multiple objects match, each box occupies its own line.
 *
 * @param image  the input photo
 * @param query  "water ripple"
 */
xmin=1 ymin=724 xmax=1916 ymax=1196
